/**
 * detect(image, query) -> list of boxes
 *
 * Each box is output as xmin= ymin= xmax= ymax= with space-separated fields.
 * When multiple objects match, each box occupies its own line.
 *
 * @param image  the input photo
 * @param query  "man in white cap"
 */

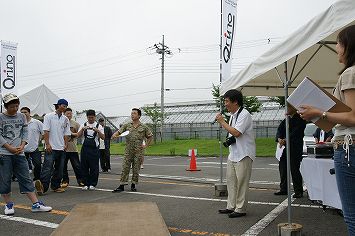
xmin=0 ymin=93 xmax=52 ymax=215
xmin=34 ymin=99 xmax=71 ymax=195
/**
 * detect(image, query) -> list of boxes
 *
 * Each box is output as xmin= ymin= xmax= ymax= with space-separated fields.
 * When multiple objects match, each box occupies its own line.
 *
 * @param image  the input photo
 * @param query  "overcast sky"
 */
xmin=0 ymin=0 xmax=338 ymax=116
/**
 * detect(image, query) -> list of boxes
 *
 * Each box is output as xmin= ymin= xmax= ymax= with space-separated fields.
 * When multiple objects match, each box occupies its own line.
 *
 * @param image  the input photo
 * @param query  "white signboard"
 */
xmin=221 ymin=0 xmax=237 ymax=82
xmin=1 ymin=41 xmax=18 ymax=95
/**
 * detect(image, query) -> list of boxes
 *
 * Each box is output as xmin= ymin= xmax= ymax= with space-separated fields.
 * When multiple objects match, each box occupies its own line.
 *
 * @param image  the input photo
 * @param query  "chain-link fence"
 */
xmin=148 ymin=120 xmax=281 ymax=141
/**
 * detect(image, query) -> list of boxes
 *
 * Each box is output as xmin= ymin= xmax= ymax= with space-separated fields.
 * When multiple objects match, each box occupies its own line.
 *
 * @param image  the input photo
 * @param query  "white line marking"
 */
xmin=68 ymin=186 xmax=320 ymax=209
xmin=199 ymin=162 xmax=226 ymax=165
xmin=139 ymin=174 xmax=280 ymax=185
xmin=111 ymin=163 xmax=277 ymax=171
xmin=252 ymin=168 xmax=278 ymax=171
xmin=0 ymin=214 xmax=59 ymax=229
xmin=241 ymin=198 xmax=295 ymax=236
xmin=140 ymin=173 xmax=220 ymax=182
xmin=150 ymin=157 xmax=182 ymax=160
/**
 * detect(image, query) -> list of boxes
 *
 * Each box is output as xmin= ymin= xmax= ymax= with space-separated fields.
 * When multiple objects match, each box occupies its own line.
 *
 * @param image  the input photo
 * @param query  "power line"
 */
xmin=54 ymin=71 xmax=160 ymax=94
xmin=50 ymin=66 xmax=160 ymax=92
xmin=19 ymin=49 xmax=148 ymax=79
xmin=166 ymin=87 xmax=212 ymax=91
xmin=70 ymin=89 xmax=161 ymax=104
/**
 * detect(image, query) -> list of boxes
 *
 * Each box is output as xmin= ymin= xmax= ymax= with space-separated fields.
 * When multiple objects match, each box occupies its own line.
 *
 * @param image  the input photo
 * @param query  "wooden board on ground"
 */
xmin=51 ymin=202 xmax=170 ymax=236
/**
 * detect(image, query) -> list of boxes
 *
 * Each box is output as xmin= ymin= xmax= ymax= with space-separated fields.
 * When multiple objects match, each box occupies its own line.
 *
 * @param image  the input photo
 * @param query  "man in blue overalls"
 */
xmin=74 ymin=110 xmax=104 ymax=190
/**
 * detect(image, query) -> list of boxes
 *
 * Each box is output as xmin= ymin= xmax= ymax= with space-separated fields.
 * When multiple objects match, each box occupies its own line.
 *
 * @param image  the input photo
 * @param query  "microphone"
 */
xmin=212 ymin=113 xmax=222 ymax=124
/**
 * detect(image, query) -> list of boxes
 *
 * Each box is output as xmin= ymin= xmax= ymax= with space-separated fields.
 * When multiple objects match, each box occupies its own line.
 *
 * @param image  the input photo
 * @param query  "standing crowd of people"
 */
xmin=0 ymin=94 xmax=152 ymax=216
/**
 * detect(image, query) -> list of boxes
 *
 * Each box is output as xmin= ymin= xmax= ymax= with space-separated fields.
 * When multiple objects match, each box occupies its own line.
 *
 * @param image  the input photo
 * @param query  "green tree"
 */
xmin=142 ymin=103 xmax=167 ymax=143
xmin=244 ymin=96 xmax=262 ymax=113
xmin=268 ymin=96 xmax=285 ymax=107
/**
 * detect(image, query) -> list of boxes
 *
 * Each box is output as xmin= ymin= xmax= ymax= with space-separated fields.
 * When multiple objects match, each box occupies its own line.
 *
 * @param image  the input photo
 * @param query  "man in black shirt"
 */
xmin=98 ymin=118 xmax=113 ymax=172
xmin=274 ymin=113 xmax=306 ymax=198
xmin=313 ymin=127 xmax=333 ymax=143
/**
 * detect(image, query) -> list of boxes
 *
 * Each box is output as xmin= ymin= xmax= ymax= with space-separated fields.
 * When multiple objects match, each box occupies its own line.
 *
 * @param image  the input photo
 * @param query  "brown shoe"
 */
xmin=53 ymin=188 xmax=66 ymax=193
xmin=34 ymin=180 xmax=44 ymax=196
xmin=61 ymin=182 xmax=69 ymax=188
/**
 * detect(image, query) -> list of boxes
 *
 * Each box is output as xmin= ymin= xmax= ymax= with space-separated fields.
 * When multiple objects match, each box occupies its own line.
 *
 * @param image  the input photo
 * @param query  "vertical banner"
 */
xmin=1 ymin=41 xmax=18 ymax=95
xmin=221 ymin=0 xmax=237 ymax=82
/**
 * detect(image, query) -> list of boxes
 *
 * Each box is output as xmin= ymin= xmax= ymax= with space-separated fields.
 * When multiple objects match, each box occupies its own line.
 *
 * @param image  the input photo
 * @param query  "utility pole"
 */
xmin=151 ymin=35 xmax=172 ymax=141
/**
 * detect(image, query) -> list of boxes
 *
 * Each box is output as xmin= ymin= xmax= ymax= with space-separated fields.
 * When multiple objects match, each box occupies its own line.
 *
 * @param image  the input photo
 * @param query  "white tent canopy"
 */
xmin=19 ymin=84 xmax=59 ymax=116
xmin=221 ymin=0 xmax=355 ymax=96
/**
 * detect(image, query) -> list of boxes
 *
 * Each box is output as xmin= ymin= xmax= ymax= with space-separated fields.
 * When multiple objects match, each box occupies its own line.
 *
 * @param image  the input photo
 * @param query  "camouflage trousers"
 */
xmin=120 ymin=149 xmax=143 ymax=185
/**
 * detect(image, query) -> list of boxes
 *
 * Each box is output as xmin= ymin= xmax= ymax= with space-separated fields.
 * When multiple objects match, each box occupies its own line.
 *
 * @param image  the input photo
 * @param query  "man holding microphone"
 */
xmin=215 ymin=89 xmax=255 ymax=218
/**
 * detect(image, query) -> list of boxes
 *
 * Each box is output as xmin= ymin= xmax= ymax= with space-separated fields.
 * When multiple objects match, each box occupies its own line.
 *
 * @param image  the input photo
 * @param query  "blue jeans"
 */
xmin=0 ymin=155 xmax=35 ymax=194
xmin=40 ymin=150 xmax=65 ymax=192
xmin=63 ymin=152 xmax=82 ymax=184
xmin=334 ymin=144 xmax=355 ymax=236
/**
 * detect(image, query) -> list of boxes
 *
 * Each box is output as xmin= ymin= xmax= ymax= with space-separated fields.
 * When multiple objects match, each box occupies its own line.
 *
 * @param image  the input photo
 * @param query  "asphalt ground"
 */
xmin=0 ymin=155 xmax=348 ymax=236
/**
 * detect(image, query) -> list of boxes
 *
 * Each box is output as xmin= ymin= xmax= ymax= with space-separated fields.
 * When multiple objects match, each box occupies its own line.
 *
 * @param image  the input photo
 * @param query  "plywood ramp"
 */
xmin=51 ymin=202 xmax=171 ymax=236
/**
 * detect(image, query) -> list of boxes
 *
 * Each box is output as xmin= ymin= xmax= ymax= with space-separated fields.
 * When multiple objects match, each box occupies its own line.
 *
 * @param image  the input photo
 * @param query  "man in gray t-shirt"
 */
xmin=0 ymin=93 xmax=52 ymax=216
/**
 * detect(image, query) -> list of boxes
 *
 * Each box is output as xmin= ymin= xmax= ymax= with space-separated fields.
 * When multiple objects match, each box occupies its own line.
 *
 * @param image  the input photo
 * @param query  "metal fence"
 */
xmin=148 ymin=120 xmax=281 ymax=141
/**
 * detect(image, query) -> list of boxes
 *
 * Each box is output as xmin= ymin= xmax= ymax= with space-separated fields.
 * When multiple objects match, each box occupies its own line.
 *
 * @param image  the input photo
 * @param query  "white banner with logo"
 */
xmin=221 ymin=0 xmax=237 ymax=82
xmin=1 ymin=41 xmax=18 ymax=95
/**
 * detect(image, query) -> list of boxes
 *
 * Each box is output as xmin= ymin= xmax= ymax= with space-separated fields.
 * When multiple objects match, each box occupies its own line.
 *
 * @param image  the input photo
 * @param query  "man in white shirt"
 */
xmin=34 ymin=99 xmax=71 ymax=195
xmin=215 ymin=89 xmax=256 ymax=218
xmin=61 ymin=107 xmax=83 ymax=188
xmin=20 ymin=107 xmax=43 ymax=181
xmin=75 ymin=110 xmax=104 ymax=190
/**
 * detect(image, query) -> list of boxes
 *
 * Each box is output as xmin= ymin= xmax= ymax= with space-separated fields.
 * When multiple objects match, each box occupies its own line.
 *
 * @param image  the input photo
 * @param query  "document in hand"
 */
xmin=287 ymin=77 xmax=351 ymax=132
xmin=275 ymin=143 xmax=285 ymax=161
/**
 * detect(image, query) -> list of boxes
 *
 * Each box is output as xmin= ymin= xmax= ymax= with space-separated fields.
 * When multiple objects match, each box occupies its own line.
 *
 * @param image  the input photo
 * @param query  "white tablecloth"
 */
xmin=300 ymin=158 xmax=342 ymax=210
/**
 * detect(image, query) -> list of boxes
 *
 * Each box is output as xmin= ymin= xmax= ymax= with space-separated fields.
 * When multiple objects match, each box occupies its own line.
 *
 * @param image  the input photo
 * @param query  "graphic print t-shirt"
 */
xmin=0 ymin=112 xmax=28 ymax=156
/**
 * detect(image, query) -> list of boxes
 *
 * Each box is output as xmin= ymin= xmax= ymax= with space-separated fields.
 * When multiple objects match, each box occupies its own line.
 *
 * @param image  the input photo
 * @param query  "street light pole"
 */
xmin=150 ymin=35 xmax=172 ymax=142
xmin=160 ymin=35 xmax=165 ymax=142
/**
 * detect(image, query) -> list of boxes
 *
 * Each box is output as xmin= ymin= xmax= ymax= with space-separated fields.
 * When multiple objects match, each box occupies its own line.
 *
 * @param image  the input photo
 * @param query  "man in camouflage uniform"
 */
xmin=112 ymin=108 xmax=152 ymax=192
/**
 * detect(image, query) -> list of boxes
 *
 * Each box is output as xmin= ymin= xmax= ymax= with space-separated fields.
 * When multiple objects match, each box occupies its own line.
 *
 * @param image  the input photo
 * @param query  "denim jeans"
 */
xmin=63 ymin=152 xmax=82 ymax=184
xmin=40 ymin=150 xmax=65 ymax=192
xmin=25 ymin=149 xmax=42 ymax=181
xmin=24 ymin=153 xmax=33 ymax=170
xmin=81 ymin=146 xmax=100 ymax=187
xmin=0 ymin=155 xmax=35 ymax=194
xmin=334 ymin=144 xmax=355 ymax=236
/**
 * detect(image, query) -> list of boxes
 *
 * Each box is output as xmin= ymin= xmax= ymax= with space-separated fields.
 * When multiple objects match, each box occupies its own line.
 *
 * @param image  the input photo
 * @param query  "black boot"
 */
xmin=131 ymin=183 xmax=137 ymax=192
xmin=112 ymin=185 xmax=124 ymax=193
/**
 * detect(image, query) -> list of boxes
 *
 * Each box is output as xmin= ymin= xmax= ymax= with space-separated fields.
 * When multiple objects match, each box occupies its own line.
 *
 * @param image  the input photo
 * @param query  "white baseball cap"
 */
xmin=2 ymin=93 xmax=19 ymax=104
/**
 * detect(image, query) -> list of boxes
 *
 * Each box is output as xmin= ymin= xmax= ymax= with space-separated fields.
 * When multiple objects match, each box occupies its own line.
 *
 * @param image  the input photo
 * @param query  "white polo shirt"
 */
xmin=24 ymin=118 xmax=43 ymax=153
xmin=43 ymin=112 xmax=71 ymax=151
xmin=228 ymin=108 xmax=256 ymax=162
xmin=79 ymin=121 xmax=104 ymax=147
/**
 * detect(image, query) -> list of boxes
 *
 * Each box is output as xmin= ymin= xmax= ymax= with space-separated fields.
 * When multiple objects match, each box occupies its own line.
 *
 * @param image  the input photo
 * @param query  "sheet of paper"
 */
xmin=287 ymin=78 xmax=336 ymax=122
xmin=275 ymin=143 xmax=285 ymax=161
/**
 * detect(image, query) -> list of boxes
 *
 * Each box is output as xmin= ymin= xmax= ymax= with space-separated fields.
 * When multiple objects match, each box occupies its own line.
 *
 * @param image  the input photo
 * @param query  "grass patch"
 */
xmin=78 ymin=138 xmax=275 ymax=157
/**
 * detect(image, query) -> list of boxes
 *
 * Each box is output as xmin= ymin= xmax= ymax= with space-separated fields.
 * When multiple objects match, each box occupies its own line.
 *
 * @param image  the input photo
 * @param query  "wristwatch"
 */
xmin=321 ymin=111 xmax=327 ymax=120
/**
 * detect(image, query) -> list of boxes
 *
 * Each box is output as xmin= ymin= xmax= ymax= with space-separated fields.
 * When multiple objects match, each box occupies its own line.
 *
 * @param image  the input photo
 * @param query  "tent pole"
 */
xmin=213 ymin=0 xmax=227 ymax=198
xmin=219 ymin=0 xmax=223 ymax=184
xmin=284 ymin=62 xmax=292 ymax=225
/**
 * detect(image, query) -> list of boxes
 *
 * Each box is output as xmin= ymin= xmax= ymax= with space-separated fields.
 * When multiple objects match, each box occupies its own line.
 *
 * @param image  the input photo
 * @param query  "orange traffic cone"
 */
xmin=186 ymin=149 xmax=201 ymax=171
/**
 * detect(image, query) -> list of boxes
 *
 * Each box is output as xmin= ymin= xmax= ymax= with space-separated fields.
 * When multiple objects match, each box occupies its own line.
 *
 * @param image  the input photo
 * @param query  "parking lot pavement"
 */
xmin=0 ymin=156 xmax=348 ymax=235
